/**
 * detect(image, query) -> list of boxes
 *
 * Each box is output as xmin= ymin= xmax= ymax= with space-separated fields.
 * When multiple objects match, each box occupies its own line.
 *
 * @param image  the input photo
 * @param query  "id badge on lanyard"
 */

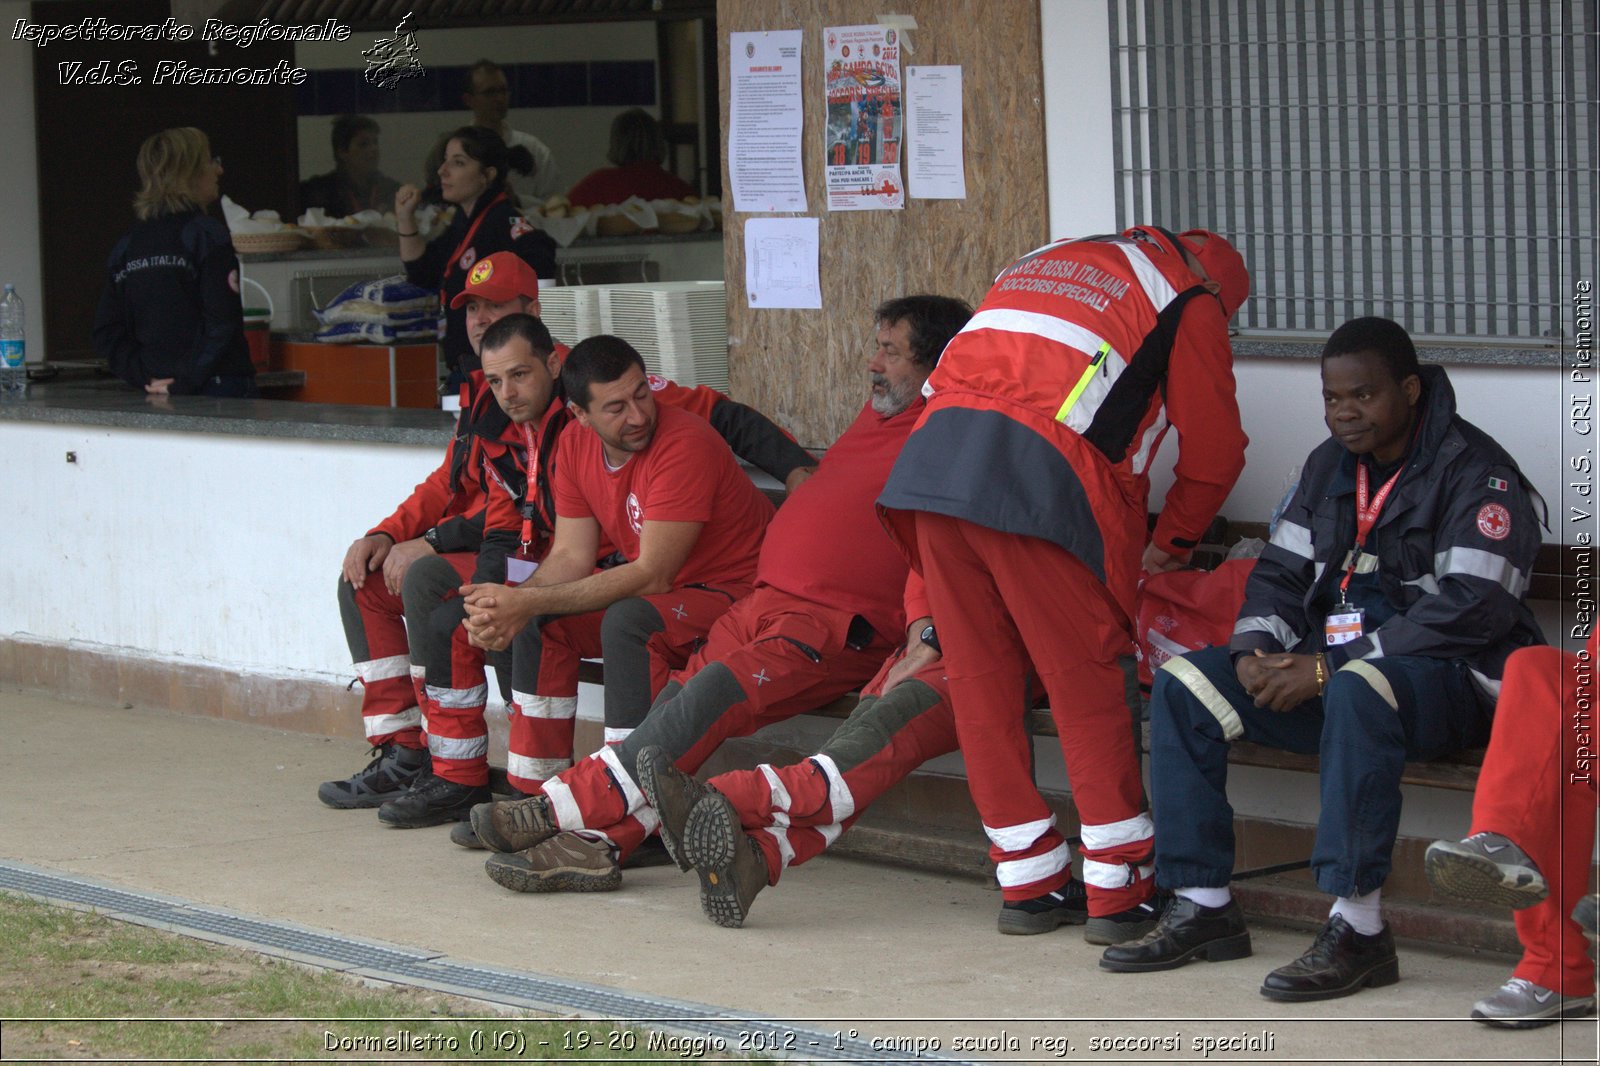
xmin=1326 ymin=461 xmax=1402 ymax=647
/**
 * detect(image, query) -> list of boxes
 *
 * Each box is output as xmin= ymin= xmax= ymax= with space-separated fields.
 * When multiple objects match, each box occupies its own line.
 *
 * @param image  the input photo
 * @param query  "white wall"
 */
xmin=1 ymin=422 xmax=436 ymax=677
xmin=1041 ymin=0 xmax=1565 ymax=536
xmin=0 ymin=0 xmax=43 ymax=362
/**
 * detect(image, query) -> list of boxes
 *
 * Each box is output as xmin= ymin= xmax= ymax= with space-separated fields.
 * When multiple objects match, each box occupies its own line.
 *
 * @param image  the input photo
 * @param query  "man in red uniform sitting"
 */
xmin=877 ymin=227 xmax=1250 ymax=940
xmin=462 ymin=296 xmax=974 ymax=892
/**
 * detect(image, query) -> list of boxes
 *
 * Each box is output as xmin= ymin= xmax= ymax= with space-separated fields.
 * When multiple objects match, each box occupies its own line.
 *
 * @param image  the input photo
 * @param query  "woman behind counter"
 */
xmin=564 ymin=109 xmax=698 ymax=208
xmin=93 ymin=127 xmax=256 ymax=397
xmin=394 ymin=126 xmax=557 ymax=384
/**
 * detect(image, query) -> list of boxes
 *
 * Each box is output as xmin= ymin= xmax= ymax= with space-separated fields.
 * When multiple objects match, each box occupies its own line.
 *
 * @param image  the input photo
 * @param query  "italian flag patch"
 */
xmin=1487 ymin=476 xmax=1508 ymax=491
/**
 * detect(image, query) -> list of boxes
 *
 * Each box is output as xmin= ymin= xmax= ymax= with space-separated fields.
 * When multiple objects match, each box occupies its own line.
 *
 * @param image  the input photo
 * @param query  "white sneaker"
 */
xmin=1471 ymin=977 xmax=1596 ymax=1029
xmin=1425 ymin=832 xmax=1548 ymax=909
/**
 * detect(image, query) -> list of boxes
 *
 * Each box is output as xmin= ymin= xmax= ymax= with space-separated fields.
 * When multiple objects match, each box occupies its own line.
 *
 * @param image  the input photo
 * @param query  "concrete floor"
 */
xmin=2 ymin=685 xmax=1596 ymax=1064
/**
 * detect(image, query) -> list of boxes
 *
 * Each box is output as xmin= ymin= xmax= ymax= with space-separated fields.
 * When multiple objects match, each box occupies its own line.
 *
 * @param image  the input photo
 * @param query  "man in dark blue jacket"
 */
xmin=1101 ymin=316 xmax=1545 ymax=1002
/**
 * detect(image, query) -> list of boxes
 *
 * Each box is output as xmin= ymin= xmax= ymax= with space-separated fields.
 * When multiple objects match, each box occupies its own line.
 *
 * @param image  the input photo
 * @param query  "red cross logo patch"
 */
xmin=626 ymin=492 xmax=644 ymax=534
xmin=1476 ymin=503 xmax=1511 ymax=541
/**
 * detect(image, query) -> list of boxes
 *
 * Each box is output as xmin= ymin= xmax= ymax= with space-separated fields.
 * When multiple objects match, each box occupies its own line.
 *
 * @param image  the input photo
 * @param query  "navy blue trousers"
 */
xmin=1149 ymin=646 xmax=1492 ymax=898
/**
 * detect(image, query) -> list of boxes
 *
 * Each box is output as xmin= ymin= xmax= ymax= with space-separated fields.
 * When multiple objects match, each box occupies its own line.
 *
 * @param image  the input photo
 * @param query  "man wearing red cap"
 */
xmin=324 ymin=250 xmax=816 ymax=827
xmin=876 ymin=226 xmax=1250 ymax=943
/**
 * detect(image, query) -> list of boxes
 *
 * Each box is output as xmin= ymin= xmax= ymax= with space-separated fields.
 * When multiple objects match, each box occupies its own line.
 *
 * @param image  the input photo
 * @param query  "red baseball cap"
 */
xmin=1178 ymin=229 xmax=1250 ymax=320
xmin=448 ymin=251 xmax=540 ymax=309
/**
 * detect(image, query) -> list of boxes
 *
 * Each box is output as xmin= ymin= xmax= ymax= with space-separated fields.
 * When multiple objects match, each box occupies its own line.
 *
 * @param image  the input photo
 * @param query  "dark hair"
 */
xmin=562 ymin=335 xmax=646 ymax=408
xmin=444 ymin=125 xmax=534 ymax=199
xmin=1321 ymin=316 xmax=1421 ymax=385
xmin=331 ymin=114 xmax=379 ymax=156
xmin=481 ymin=313 xmax=555 ymax=359
xmin=468 ymin=59 xmax=504 ymax=88
xmin=875 ymin=294 xmax=975 ymax=368
xmin=607 ymin=108 xmax=667 ymax=167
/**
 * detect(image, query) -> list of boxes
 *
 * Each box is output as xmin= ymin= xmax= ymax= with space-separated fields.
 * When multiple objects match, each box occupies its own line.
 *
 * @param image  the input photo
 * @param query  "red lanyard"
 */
xmin=518 ymin=419 xmax=539 ymax=555
xmin=441 ymin=192 xmax=508 ymax=298
xmin=1339 ymin=461 xmax=1405 ymax=599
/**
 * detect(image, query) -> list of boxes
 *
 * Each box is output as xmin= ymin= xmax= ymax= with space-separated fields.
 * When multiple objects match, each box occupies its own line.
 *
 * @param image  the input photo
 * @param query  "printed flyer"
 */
xmin=822 ymin=24 xmax=903 ymax=211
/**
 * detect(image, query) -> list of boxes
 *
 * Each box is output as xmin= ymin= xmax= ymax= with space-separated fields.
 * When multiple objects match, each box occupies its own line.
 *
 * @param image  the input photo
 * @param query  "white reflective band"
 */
xmin=810 ymin=754 xmax=857 ymax=823
xmin=426 ymin=684 xmax=487 ymax=710
xmin=1270 ymin=520 xmax=1314 ymax=560
xmin=603 ymin=727 xmax=633 ymax=745
xmin=523 ymin=695 xmax=578 ymax=720
xmin=1436 ymin=547 xmax=1528 ymax=597
xmin=759 ymin=764 xmax=794 ymax=813
xmin=1338 ymin=549 xmax=1381 ymax=575
xmin=817 ymin=821 xmax=844 ymax=849
xmin=1403 ymin=574 xmax=1441 ymax=595
xmin=1160 ymin=657 xmax=1244 ymax=741
xmin=983 ymin=814 xmax=1055 ymax=853
xmin=598 ymin=745 xmax=647 ymax=815
xmin=1469 ymin=668 xmax=1503 ymax=702
xmin=541 ymin=776 xmax=584 ymax=829
xmin=1127 ymin=409 xmax=1167 ymax=476
xmin=762 ymin=825 xmax=796 ymax=870
xmin=428 ymin=732 xmax=488 ymax=761
xmin=1054 ymin=344 xmax=1128 ymax=433
xmin=410 ymin=665 xmax=426 ymax=682
xmin=1081 ymin=856 xmax=1133 ymax=889
xmin=995 ymin=842 xmax=1071 ymax=888
xmin=418 ymin=711 xmax=430 ymax=734
xmin=963 ymin=308 xmax=1118 ymax=376
xmin=355 ymin=654 xmax=411 ymax=683
xmin=362 ymin=708 xmax=421 ymax=738
xmin=507 ymin=752 xmax=570 ymax=781
xmin=1116 ymin=240 xmax=1180 ymax=308
xmin=1338 ymin=660 xmax=1399 ymax=711
xmin=633 ymin=805 xmax=660 ymax=837
xmin=1145 ymin=629 xmax=1192 ymax=662
xmin=1078 ymin=812 xmax=1154 ymax=851
xmin=1314 ymin=560 xmax=1326 ymax=582
xmin=1233 ymin=614 xmax=1300 ymax=650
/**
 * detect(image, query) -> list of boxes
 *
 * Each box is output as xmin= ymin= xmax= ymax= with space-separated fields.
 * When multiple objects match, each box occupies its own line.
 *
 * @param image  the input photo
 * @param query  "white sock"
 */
xmin=1330 ymin=889 xmax=1383 ymax=935
xmin=1177 ymin=885 xmax=1232 ymax=909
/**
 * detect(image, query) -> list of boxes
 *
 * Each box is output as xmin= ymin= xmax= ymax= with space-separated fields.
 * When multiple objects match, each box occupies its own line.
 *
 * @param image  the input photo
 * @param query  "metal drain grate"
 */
xmin=0 ymin=861 xmax=970 ymax=1064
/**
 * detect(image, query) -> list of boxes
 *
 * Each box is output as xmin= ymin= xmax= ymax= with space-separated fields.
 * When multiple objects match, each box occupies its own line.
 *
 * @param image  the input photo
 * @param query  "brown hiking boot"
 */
xmin=682 ymin=790 xmax=769 ymax=928
xmin=634 ymin=744 xmax=718 ymax=871
xmin=470 ymin=794 xmax=558 ymax=854
xmin=483 ymin=832 xmax=621 ymax=893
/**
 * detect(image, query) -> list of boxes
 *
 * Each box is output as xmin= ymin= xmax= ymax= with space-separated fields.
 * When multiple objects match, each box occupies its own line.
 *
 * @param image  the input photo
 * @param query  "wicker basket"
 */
xmin=232 ymin=230 xmax=304 ymax=255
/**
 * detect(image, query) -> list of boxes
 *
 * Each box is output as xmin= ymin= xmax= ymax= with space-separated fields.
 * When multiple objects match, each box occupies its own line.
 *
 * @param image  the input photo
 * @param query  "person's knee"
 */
xmin=401 ymin=555 xmax=462 ymax=615
xmin=600 ymin=597 xmax=665 ymax=651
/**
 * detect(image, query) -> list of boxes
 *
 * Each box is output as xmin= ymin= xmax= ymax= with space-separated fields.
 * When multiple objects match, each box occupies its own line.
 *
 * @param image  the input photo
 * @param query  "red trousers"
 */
xmin=534 ymin=586 xmax=892 ymax=859
xmin=711 ymin=649 xmax=956 ymax=884
xmin=505 ymin=583 xmax=749 ymax=794
xmin=1470 ymin=636 xmax=1598 ymax=996
xmin=341 ymin=552 xmax=476 ymax=750
xmin=892 ymin=511 xmax=1152 ymax=915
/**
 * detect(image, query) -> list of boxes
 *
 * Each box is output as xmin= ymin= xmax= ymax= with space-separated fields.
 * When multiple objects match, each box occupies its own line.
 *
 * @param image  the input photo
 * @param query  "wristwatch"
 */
xmin=423 ymin=526 xmax=441 ymax=550
xmin=918 ymin=623 xmax=940 ymax=654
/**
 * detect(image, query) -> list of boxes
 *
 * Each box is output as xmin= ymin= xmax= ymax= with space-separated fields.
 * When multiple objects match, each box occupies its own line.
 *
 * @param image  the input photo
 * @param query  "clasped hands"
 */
xmin=459 ymin=582 xmax=538 ymax=651
xmin=1234 ymin=648 xmax=1322 ymax=712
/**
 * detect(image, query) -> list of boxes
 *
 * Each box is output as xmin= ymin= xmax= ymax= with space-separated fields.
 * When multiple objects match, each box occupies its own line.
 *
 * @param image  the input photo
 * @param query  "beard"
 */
xmin=870 ymin=374 xmax=919 ymax=417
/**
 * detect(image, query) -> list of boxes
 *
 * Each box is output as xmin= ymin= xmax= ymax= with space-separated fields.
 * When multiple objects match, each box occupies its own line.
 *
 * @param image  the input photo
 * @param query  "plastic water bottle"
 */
xmin=0 ymin=284 xmax=26 ymax=400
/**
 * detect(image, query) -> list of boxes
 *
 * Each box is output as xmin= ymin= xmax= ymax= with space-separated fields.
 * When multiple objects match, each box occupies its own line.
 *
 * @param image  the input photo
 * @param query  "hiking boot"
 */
xmin=449 ymin=787 xmax=533 ymax=849
xmin=998 ymin=879 xmax=1088 ymax=935
xmin=1100 ymin=896 xmax=1252 ymax=973
xmin=1471 ymin=977 xmax=1597 ymax=1028
xmin=483 ymin=833 xmax=620 ymax=893
xmin=1259 ymin=916 xmax=1399 ymax=1002
xmin=470 ymin=794 xmax=558 ymax=853
xmin=1085 ymin=893 xmax=1166 ymax=945
xmin=634 ymin=744 xmax=717 ymax=871
xmin=1425 ymin=832 xmax=1549 ymax=910
xmin=622 ymin=836 xmax=677 ymax=870
xmin=377 ymin=773 xmax=490 ymax=828
xmin=682 ymin=790 xmax=769 ymax=928
xmin=317 ymin=743 xmax=429 ymax=809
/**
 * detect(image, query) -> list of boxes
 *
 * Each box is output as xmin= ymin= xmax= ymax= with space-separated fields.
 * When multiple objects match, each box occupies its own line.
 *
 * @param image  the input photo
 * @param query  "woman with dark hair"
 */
xmin=565 ymin=109 xmax=698 ymax=208
xmin=396 ymin=125 xmax=558 ymax=382
xmin=299 ymin=114 xmax=401 ymax=217
xmin=93 ymin=126 xmax=256 ymax=397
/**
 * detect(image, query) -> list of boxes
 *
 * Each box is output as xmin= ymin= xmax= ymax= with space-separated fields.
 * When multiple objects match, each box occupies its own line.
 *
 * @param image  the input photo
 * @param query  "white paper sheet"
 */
xmin=907 ymin=66 xmax=967 ymax=200
xmin=744 ymin=217 xmax=821 ymax=309
xmin=728 ymin=30 xmax=807 ymax=213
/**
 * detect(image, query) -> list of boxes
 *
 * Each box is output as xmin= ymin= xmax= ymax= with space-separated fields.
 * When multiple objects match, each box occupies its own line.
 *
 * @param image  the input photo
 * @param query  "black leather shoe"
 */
xmin=1099 ymin=896 xmax=1252 ymax=972
xmin=1259 ymin=915 xmax=1399 ymax=1002
xmin=377 ymin=773 xmax=491 ymax=828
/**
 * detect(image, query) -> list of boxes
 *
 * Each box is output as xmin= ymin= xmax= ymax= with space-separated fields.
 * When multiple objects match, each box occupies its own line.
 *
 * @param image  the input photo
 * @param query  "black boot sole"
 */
xmin=683 ymin=793 xmax=755 ymax=929
xmin=1100 ymin=930 xmax=1253 ymax=972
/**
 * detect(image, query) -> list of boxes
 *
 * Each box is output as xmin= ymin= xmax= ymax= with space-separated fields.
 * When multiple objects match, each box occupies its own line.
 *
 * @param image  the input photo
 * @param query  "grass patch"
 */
xmin=0 ymin=891 xmax=687 ymax=1061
